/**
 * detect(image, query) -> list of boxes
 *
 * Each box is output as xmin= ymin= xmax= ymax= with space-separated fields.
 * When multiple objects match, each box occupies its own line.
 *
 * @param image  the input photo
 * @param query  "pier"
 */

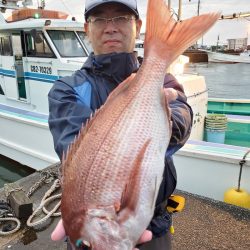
xmin=183 ymin=50 xmax=208 ymax=63
xmin=0 ymin=164 xmax=249 ymax=249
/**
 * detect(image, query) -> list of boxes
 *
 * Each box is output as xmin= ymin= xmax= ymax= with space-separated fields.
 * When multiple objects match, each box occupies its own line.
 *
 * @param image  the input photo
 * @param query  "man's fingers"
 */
xmin=51 ymin=219 xmax=66 ymax=241
xmin=137 ymin=230 xmax=153 ymax=244
xmin=164 ymin=88 xmax=178 ymax=103
xmin=133 ymin=230 xmax=153 ymax=250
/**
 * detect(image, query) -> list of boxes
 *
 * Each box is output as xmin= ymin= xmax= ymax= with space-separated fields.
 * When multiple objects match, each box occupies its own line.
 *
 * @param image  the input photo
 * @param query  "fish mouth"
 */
xmin=83 ymin=240 xmax=91 ymax=248
xmin=74 ymin=239 xmax=91 ymax=249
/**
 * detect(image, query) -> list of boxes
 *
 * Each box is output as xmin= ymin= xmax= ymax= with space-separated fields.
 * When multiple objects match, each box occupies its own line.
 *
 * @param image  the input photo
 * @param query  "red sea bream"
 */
xmin=61 ymin=0 xmax=220 ymax=249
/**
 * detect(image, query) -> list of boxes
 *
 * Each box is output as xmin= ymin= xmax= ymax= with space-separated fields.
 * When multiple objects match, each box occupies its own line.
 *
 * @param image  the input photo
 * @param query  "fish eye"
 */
xmin=75 ymin=239 xmax=91 ymax=249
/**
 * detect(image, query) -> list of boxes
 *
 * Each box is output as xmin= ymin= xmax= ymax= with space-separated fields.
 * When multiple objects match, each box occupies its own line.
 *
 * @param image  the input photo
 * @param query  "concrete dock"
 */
xmin=0 ymin=165 xmax=249 ymax=250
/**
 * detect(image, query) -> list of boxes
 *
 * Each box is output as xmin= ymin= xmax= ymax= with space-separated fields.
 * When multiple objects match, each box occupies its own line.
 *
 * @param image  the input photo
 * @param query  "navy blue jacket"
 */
xmin=48 ymin=52 xmax=192 ymax=228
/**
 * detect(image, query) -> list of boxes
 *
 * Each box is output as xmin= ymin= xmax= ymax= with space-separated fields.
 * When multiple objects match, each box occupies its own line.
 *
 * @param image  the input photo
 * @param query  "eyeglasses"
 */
xmin=87 ymin=15 xmax=136 ymax=28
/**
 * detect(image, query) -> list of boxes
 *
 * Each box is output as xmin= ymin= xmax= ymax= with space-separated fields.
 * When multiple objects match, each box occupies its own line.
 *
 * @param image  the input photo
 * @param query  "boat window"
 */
xmin=0 ymin=35 xmax=13 ymax=56
xmin=24 ymin=31 xmax=55 ymax=58
xmin=0 ymin=84 xmax=4 ymax=95
xmin=47 ymin=30 xmax=87 ymax=57
xmin=0 ymin=37 xmax=2 ymax=55
xmin=76 ymin=31 xmax=92 ymax=53
xmin=135 ymin=43 xmax=144 ymax=48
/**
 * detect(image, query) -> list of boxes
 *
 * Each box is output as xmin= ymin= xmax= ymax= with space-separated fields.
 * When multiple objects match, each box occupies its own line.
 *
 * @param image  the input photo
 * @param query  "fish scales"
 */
xmin=65 ymin=59 xmax=168 ymax=205
xmin=61 ymin=0 xmax=220 ymax=248
xmin=88 ymin=63 xmax=169 ymax=205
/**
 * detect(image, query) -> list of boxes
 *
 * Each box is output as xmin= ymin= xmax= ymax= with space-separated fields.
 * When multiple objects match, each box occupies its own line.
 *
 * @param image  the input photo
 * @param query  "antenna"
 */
xmin=0 ymin=0 xmax=33 ymax=12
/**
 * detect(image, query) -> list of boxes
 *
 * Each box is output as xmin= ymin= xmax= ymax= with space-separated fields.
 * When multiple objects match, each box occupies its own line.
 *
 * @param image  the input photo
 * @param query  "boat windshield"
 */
xmin=47 ymin=30 xmax=87 ymax=57
xmin=77 ymin=31 xmax=93 ymax=53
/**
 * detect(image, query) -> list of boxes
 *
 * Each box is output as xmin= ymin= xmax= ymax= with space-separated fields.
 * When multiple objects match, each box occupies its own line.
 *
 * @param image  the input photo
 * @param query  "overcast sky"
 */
xmin=5 ymin=0 xmax=250 ymax=45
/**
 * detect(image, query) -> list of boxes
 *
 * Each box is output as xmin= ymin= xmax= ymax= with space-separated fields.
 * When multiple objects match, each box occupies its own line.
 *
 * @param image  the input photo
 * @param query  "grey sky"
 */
xmin=44 ymin=0 xmax=250 ymax=45
xmin=5 ymin=0 xmax=250 ymax=45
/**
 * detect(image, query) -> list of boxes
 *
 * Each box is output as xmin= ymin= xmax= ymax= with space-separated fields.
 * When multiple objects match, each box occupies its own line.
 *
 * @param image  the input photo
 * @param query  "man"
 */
xmin=48 ymin=0 xmax=193 ymax=249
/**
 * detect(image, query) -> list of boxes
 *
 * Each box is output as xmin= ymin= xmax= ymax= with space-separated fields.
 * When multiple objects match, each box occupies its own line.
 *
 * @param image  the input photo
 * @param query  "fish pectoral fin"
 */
xmin=118 ymin=139 xmax=151 ymax=222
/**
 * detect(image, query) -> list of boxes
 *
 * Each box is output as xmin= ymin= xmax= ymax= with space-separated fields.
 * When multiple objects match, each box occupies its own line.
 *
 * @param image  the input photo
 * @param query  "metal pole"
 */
xmin=197 ymin=0 xmax=200 ymax=16
xmin=197 ymin=0 xmax=201 ymax=48
xmin=178 ymin=0 xmax=182 ymax=20
xmin=168 ymin=0 xmax=171 ymax=10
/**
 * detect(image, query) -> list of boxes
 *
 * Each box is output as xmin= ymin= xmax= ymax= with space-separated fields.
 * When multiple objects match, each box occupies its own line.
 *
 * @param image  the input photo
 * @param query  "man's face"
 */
xmin=84 ymin=3 xmax=142 ymax=55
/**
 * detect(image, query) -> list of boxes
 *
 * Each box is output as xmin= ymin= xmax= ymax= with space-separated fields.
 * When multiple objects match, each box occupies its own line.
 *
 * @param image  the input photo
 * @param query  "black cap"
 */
xmin=84 ymin=0 xmax=139 ymax=20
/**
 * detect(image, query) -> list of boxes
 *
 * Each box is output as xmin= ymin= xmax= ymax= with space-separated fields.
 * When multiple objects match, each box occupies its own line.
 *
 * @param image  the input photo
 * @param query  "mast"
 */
xmin=178 ymin=0 xmax=182 ymax=20
xmin=197 ymin=0 xmax=201 ymax=16
xmin=0 ymin=0 xmax=33 ymax=12
xmin=168 ymin=0 xmax=171 ymax=10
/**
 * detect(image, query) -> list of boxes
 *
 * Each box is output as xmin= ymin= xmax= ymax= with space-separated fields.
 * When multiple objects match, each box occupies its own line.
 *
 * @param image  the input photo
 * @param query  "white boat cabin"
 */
xmin=0 ymin=9 xmax=89 ymax=114
xmin=0 ymin=9 xmax=91 ymax=168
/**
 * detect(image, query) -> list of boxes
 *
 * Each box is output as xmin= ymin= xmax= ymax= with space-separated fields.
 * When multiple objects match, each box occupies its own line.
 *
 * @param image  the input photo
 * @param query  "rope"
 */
xmin=237 ymin=149 xmax=250 ymax=191
xmin=0 ymin=217 xmax=21 ymax=236
xmin=0 ymin=200 xmax=20 ymax=236
xmin=27 ymin=179 xmax=61 ymax=227
xmin=42 ymin=194 xmax=61 ymax=216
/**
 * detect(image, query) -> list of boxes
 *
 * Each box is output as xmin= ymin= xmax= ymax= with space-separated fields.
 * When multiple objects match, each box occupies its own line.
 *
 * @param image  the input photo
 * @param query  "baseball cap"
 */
xmin=84 ymin=0 xmax=139 ymax=20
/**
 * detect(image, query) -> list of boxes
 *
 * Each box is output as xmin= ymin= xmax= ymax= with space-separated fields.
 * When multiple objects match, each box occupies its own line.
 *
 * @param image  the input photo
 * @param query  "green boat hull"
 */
xmin=208 ymin=100 xmax=250 ymax=116
xmin=207 ymin=99 xmax=250 ymax=147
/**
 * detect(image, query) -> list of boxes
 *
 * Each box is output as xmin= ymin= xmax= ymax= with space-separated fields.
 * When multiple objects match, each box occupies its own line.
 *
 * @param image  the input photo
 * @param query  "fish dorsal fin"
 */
xmin=62 ymin=107 xmax=102 ymax=170
xmin=118 ymin=139 xmax=151 ymax=222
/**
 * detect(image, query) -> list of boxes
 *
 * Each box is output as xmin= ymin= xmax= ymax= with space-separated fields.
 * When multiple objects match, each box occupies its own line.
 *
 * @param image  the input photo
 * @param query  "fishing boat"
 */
xmin=207 ymin=98 xmax=250 ymax=147
xmin=208 ymin=98 xmax=250 ymax=116
xmin=206 ymin=49 xmax=250 ymax=63
xmin=0 ymin=1 xmax=249 ymax=205
xmin=0 ymin=1 xmax=89 ymax=169
xmin=175 ymin=75 xmax=250 ymax=203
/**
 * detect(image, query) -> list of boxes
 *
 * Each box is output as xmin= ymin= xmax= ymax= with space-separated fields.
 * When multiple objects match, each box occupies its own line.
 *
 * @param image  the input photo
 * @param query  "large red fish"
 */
xmin=61 ymin=0 xmax=219 ymax=249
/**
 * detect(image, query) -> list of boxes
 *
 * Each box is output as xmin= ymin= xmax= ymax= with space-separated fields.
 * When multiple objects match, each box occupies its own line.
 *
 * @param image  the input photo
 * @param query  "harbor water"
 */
xmin=0 ymin=155 xmax=35 ymax=189
xmin=0 ymin=62 xmax=250 ymax=186
xmin=184 ymin=62 xmax=250 ymax=99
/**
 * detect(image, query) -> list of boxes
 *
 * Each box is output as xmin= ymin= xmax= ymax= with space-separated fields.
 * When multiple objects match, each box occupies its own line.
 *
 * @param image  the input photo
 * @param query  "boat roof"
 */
xmin=0 ymin=18 xmax=85 ymax=31
xmin=0 ymin=8 xmax=85 ymax=31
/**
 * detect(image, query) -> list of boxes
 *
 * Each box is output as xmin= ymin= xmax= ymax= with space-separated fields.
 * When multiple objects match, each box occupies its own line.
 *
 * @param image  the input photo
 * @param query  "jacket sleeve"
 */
xmin=163 ymin=74 xmax=193 ymax=156
xmin=48 ymin=77 xmax=93 ymax=160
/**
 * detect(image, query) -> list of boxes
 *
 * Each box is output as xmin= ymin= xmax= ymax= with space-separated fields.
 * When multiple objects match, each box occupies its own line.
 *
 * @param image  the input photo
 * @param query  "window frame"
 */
xmin=23 ymin=30 xmax=56 ymax=58
xmin=47 ymin=30 xmax=88 ymax=58
xmin=0 ymin=34 xmax=13 ymax=56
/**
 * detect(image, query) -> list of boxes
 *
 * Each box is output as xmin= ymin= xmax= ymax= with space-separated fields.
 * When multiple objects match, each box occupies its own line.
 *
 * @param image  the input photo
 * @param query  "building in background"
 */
xmin=227 ymin=37 xmax=248 ymax=51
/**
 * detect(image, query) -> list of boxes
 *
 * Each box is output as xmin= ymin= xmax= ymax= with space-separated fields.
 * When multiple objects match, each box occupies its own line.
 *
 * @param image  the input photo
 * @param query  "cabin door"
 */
xmin=12 ymin=33 xmax=27 ymax=100
xmin=0 ymin=39 xmax=3 ymax=96
xmin=1 ymin=33 xmax=27 ymax=101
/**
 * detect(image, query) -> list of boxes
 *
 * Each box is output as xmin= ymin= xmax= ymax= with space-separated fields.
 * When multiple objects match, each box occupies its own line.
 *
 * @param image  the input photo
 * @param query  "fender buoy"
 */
xmin=224 ymin=188 xmax=250 ymax=209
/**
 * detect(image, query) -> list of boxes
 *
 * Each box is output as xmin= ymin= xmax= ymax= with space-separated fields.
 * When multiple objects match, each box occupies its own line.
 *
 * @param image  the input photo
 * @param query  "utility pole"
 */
xmin=178 ymin=0 xmax=182 ymax=20
xmin=168 ymin=0 xmax=171 ymax=11
xmin=197 ymin=0 xmax=201 ymax=16
xmin=189 ymin=0 xmax=202 ymax=48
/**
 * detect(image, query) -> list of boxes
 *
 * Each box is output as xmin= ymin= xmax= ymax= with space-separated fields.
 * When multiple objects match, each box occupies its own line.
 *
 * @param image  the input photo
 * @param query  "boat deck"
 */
xmin=226 ymin=114 xmax=250 ymax=122
xmin=0 ymin=164 xmax=249 ymax=249
xmin=182 ymin=140 xmax=250 ymax=164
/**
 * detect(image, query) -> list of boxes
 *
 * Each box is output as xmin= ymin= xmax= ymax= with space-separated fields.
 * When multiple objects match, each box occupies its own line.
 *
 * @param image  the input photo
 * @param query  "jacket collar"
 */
xmin=82 ymin=52 xmax=139 ymax=84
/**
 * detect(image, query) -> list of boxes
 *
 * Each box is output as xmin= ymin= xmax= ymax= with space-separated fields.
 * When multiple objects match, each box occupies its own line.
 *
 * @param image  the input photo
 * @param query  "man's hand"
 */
xmin=51 ymin=219 xmax=65 ymax=241
xmin=51 ymin=219 xmax=152 ymax=249
xmin=134 ymin=230 xmax=152 ymax=250
xmin=164 ymin=88 xmax=178 ymax=103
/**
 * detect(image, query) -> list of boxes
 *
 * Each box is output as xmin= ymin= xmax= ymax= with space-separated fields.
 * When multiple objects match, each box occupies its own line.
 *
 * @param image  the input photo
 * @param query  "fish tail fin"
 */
xmin=144 ymin=0 xmax=220 ymax=62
